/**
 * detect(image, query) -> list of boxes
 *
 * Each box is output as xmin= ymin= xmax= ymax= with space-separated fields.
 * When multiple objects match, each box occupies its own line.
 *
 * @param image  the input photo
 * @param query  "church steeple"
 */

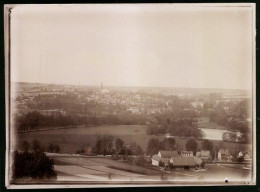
xmin=101 ymin=82 xmax=103 ymax=90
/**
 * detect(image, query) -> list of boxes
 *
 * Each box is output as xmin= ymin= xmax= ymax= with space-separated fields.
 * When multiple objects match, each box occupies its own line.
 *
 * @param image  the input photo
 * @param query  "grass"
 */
xmin=14 ymin=125 xmax=251 ymax=155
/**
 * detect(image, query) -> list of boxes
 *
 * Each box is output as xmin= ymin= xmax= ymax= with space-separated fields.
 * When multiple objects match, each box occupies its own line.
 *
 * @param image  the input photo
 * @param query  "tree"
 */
xmin=169 ymin=163 xmax=174 ymax=170
xmin=134 ymin=155 xmax=147 ymax=166
xmin=94 ymin=135 xmax=114 ymax=156
xmin=32 ymin=139 xmax=41 ymax=153
xmin=201 ymin=161 xmax=205 ymax=169
xmin=185 ymin=138 xmax=198 ymax=155
xmin=54 ymin=144 xmax=60 ymax=153
xmin=160 ymin=138 xmax=176 ymax=150
xmin=12 ymin=150 xmax=57 ymax=179
xmin=22 ymin=141 xmax=30 ymax=152
xmin=115 ymin=138 xmax=124 ymax=153
xmin=129 ymin=142 xmax=143 ymax=155
xmin=237 ymin=156 xmax=244 ymax=162
xmin=146 ymin=138 xmax=160 ymax=155
xmin=48 ymin=143 xmax=54 ymax=153
xmin=159 ymin=161 xmax=165 ymax=167
xmin=202 ymin=139 xmax=213 ymax=154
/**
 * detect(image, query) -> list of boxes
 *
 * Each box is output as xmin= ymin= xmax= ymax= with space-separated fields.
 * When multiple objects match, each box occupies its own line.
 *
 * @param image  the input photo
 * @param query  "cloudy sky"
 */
xmin=10 ymin=4 xmax=254 ymax=90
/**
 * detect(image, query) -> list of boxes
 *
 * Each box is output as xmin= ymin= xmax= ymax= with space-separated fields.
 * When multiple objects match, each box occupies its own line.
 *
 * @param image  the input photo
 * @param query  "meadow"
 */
xmin=13 ymin=125 xmax=251 ymax=155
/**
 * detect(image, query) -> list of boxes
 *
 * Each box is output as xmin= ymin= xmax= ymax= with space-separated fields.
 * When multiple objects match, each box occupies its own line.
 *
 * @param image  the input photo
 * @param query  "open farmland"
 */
xmin=45 ymin=154 xmax=252 ymax=184
xmin=13 ymin=125 xmax=153 ymax=153
xmin=47 ymin=154 xmax=161 ymax=182
xmin=13 ymin=125 xmax=251 ymax=155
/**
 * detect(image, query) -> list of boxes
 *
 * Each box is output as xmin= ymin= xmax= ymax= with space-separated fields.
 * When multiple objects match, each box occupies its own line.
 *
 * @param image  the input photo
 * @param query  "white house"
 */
xmin=151 ymin=155 xmax=161 ymax=166
xmin=218 ymin=149 xmax=231 ymax=161
xmin=196 ymin=150 xmax=212 ymax=160
xmin=181 ymin=151 xmax=193 ymax=157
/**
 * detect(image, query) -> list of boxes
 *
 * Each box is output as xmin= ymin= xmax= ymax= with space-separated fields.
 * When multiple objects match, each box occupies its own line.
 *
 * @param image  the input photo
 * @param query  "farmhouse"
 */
xmin=218 ymin=149 xmax=232 ymax=161
xmin=243 ymin=151 xmax=252 ymax=161
xmin=196 ymin=150 xmax=212 ymax=160
xmin=152 ymin=150 xmax=178 ymax=166
xmin=169 ymin=156 xmax=203 ymax=170
xmin=151 ymin=155 xmax=161 ymax=166
xmin=152 ymin=150 xmax=203 ymax=169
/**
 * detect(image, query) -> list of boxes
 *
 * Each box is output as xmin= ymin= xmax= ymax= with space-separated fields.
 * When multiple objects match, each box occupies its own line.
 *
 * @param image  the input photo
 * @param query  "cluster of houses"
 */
xmin=152 ymin=149 xmax=252 ymax=170
xmin=217 ymin=149 xmax=252 ymax=162
xmin=151 ymin=150 xmax=207 ymax=170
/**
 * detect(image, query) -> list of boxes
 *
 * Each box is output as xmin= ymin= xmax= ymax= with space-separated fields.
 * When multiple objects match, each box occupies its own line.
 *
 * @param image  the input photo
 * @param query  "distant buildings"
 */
xmin=191 ymin=101 xmax=204 ymax=108
xmin=218 ymin=149 xmax=233 ymax=162
xmin=152 ymin=150 xmax=203 ymax=170
xmin=196 ymin=150 xmax=212 ymax=160
xmin=100 ymin=82 xmax=109 ymax=94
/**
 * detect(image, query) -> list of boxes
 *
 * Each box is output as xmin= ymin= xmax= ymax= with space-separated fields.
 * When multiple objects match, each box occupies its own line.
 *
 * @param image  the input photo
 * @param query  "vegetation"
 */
xmin=146 ymin=118 xmax=203 ymax=138
xmin=209 ymin=99 xmax=250 ymax=133
xmin=133 ymin=155 xmax=149 ymax=166
xmin=48 ymin=143 xmax=61 ymax=153
xmin=202 ymin=139 xmax=213 ymax=154
xmin=146 ymin=138 xmax=176 ymax=155
xmin=201 ymin=161 xmax=205 ymax=169
xmin=94 ymin=135 xmax=115 ymax=156
xmin=15 ymin=111 xmax=147 ymax=132
xmin=94 ymin=135 xmax=143 ymax=157
xmin=12 ymin=140 xmax=56 ymax=180
xmin=185 ymin=138 xmax=198 ymax=155
xmin=159 ymin=161 xmax=165 ymax=167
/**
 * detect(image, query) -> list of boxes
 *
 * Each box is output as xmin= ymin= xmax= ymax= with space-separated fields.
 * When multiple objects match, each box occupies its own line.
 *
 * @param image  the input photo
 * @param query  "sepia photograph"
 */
xmin=4 ymin=3 xmax=256 ymax=188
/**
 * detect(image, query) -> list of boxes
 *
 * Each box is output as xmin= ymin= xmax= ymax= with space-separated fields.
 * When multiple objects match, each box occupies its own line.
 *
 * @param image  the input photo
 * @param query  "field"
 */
xmin=13 ymin=125 xmax=251 ymax=155
xmin=45 ymin=154 xmax=252 ymax=184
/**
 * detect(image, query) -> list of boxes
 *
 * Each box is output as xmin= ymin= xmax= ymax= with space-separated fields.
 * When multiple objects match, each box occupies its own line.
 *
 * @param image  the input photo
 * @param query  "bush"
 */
xmin=169 ymin=163 xmax=174 ymax=170
xmin=32 ymin=139 xmax=42 ymax=152
xmin=159 ymin=161 xmax=165 ymax=167
xmin=48 ymin=143 xmax=54 ymax=153
xmin=112 ymin=153 xmax=120 ymax=160
xmin=237 ymin=156 xmax=244 ymax=162
xmin=22 ymin=141 xmax=30 ymax=152
xmin=12 ymin=150 xmax=57 ymax=180
xmin=134 ymin=156 xmax=147 ymax=166
xmin=201 ymin=161 xmax=205 ymax=169
xmin=54 ymin=145 xmax=60 ymax=153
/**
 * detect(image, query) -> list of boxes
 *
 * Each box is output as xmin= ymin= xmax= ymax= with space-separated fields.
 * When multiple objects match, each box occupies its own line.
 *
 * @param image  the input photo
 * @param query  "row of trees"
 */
xmin=22 ymin=140 xmax=61 ymax=153
xmin=14 ymin=111 xmax=147 ymax=132
xmin=94 ymin=135 xmax=143 ymax=157
xmin=146 ymin=118 xmax=203 ymax=138
xmin=146 ymin=138 xmax=176 ymax=155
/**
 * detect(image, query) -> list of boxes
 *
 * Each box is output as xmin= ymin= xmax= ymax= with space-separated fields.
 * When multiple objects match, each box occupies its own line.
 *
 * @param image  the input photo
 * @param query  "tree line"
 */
xmin=209 ymin=99 xmax=250 ymax=133
xmin=14 ymin=111 xmax=147 ymax=132
xmin=146 ymin=118 xmax=203 ymax=138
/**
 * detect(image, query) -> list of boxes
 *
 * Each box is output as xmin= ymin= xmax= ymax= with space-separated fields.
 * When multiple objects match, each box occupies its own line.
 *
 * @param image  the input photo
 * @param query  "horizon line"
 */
xmin=11 ymin=81 xmax=250 ymax=92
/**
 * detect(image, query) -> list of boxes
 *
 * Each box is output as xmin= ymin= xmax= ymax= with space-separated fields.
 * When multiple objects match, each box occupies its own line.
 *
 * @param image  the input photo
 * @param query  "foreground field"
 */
xmin=13 ymin=125 xmax=251 ymax=154
xmin=46 ymin=153 xmax=252 ymax=184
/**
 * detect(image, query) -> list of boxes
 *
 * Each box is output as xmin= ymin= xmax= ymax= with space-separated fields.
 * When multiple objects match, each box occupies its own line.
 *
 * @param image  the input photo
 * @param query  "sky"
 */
xmin=10 ymin=4 xmax=254 ymax=90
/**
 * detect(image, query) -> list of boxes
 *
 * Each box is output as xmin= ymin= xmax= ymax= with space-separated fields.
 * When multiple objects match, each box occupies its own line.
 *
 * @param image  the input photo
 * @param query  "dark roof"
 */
xmin=159 ymin=151 xmax=178 ymax=158
xmin=171 ymin=156 xmax=197 ymax=166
